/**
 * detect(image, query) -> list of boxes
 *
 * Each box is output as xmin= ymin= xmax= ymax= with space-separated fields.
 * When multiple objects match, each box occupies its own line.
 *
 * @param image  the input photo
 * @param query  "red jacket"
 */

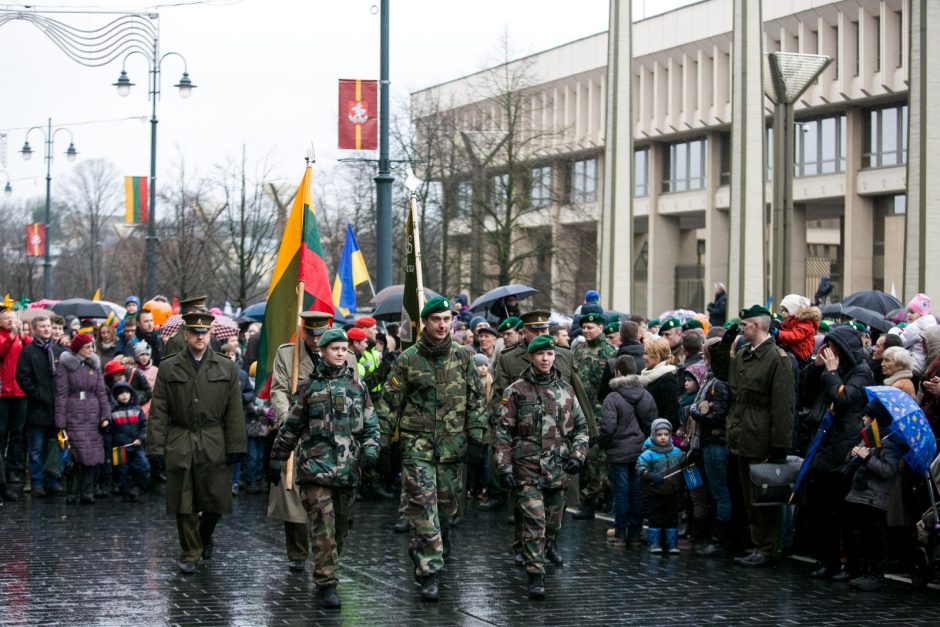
xmin=776 ymin=306 xmax=820 ymax=362
xmin=0 ymin=328 xmax=31 ymax=397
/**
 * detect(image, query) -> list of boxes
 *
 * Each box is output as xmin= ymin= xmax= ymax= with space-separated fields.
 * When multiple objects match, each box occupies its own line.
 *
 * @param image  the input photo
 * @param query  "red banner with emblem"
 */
xmin=338 ymin=79 xmax=377 ymax=150
xmin=25 ymin=223 xmax=45 ymax=257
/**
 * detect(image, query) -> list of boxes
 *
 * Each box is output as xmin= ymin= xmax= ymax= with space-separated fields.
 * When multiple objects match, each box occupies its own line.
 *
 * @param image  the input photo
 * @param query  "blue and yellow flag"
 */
xmin=332 ymin=223 xmax=371 ymax=316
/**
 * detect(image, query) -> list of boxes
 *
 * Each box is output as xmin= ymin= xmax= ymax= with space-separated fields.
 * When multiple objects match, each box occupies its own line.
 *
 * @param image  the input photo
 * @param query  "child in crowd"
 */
xmin=776 ymin=293 xmax=820 ymax=365
xmin=467 ymin=353 xmax=493 ymax=502
xmin=677 ymin=361 xmax=709 ymax=548
xmin=132 ymin=342 xmax=158 ymax=416
xmin=221 ymin=342 xmax=254 ymax=496
xmin=244 ymin=362 xmax=272 ymax=494
xmin=636 ymin=418 xmax=687 ymax=554
xmin=109 ymin=381 xmax=150 ymax=501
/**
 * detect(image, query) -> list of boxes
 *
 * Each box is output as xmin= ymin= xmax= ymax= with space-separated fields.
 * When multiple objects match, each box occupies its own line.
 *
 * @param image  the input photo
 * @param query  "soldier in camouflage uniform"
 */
xmin=380 ymin=296 xmax=486 ymax=602
xmin=495 ymin=334 xmax=589 ymax=600
xmin=572 ymin=311 xmax=619 ymax=520
xmin=270 ymin=329 xmax=379 ymax=610
xmin=485 ymin=310 xmax=595 ymax=566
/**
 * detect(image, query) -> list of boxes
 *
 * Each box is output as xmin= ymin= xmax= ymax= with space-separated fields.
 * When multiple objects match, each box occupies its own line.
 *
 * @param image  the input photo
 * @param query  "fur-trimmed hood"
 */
xmin=609 ymin=374 xmax=644 ymax=391
xmin=793 ymin=306 xmax=821 ymax=323
xmin=60 ymin=349 xmax=101 ymax=372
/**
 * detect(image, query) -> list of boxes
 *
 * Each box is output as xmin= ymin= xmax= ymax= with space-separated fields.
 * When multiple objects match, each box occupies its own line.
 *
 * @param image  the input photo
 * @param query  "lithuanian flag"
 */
xmin=255 ymin=164 xmax=333 ymax=394
xmin=124 ymin=176 xmax=148 ymax=223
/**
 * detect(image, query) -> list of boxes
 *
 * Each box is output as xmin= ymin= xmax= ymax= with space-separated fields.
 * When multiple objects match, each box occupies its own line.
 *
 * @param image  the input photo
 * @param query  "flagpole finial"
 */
xmin=306 ymin=142 xmax=316 ymax=165
xmin=404 ymin=169 xmax=421 ymax=196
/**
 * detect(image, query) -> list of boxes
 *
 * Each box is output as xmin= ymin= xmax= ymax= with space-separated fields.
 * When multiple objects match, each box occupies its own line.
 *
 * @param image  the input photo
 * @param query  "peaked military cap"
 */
xmin=420 ymin=296 xmax=453 ymax=319
xmin=475 ymin=324 xmax=498 ymax=337
xmin=527 ymin=334 xmax=556 ymax=353
xmin=179 ymin=295 xmax=208 ymax=312
xmin=520 ymin=309 xmax=551 ymax=329
xmin=300 ymin=311 xmax=333 ymax=335
xmin=658 ymin=318 xmax=681 ymax=334
xmin=739 ymin=305 xmax=771 ymax=319
xmin=580 ymin=312 xmax=606 ymax=326
xmin=318 ymin=328 xmax=348 ymax=347
xmin=499 ymin=316 xmax=522 ymax=333
xmin=682 ymin=319 xmax=704 ymax=331
xmin=182 ymin=311 xmax=213 ymax=333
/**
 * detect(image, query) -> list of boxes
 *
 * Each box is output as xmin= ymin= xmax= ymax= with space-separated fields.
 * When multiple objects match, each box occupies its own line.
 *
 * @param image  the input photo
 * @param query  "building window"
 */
xmin=795 ymin=114 xmax=846 ymax=177
xmin=853 ymin=21 xmax=860 ymax=76
xmin=570 ymin=158 xmax=597 ymax=203
xmin=530 ymin=165 xmax=551 ymax=208
xmin=663 ymin=138 xmax=706 ymax=193
xmin=491 ymin=174 xmax=509 ymax=214
xmin=719 ymin=132 xmax=731 ymax=185
xmin=456 ymin=181 xmax=473 ymax=214
xmin=897 ymin=11 xmax=903 ymax=68
xmin=633 ymin=148 xmax=649 ymax=197
xmin=865 ymin=105 xmax=908 ymax=168
xmin=874 ymin=16 xmax=881 ymax=72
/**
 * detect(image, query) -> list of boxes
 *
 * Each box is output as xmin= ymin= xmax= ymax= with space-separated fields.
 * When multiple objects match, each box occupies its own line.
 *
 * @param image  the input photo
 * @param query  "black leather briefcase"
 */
xmin=749 ymin=461 xmax=801 ymax=506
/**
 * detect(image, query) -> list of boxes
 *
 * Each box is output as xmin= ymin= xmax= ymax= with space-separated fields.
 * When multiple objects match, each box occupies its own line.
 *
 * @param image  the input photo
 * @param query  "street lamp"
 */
xmin=763 ymin=51 xmax=831 ymax=304
xmin=0 ymin=9 xmax=196 ymax=298
xmin=1 ymin=170 xmax=11 ymax=196
xmin=20 ymin=119 xmax=78 ymax=298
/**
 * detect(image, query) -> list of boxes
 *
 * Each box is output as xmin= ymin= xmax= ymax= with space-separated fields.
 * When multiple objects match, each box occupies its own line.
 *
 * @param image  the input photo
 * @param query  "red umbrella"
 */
xmin=160 ymin=313 xmax=239 ymax=341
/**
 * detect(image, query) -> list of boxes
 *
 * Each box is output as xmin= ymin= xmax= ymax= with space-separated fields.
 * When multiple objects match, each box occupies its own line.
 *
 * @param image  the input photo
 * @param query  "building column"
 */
xmin=787 ymin=204 xmax=807 ymax=296
xmin=599 ymin=0 xmax=633 ymax=312
xmin=728 ymin=0 xmax=766 ymax=313
xmin=842 ymin=107 xmax=874 ymax=294
xmin=704 ymin=131 xmax=728 ymax=305
xmin=904 ymin=0 xmax=940 ymax=300
xmin=646 ymin=143 xmax=680 ymax=316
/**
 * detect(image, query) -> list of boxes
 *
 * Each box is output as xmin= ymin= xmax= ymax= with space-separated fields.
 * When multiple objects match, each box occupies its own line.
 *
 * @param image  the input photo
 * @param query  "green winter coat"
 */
xmin=271 ymin=360 xmax=379 ymax=487
xmin=147 ymin=348 xmax=247 ymax=514
xmin=726 ymin=338 xmax=795 ymax=459
xmin=380 ymin=330 xmax=486 ymax=463
xmin=573 ymin=336 xmax=618 ymax=418
xmin=494 ymin=365 xmax=589 ymax=489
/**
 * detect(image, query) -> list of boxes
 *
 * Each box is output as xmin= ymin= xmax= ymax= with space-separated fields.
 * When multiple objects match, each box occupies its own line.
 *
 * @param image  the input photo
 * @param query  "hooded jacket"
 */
xmin=800 ymin=325 xmax=872 ymax=473
xmin=844 ymin=427 xmax=906 ymax=511
xmin=600 ymin=374 xmax=658 ymax=461
xmin=109 ymin=381 xmax=148 ymax=447
xmin=639 ymin=361 xmax=679 ymax=429
xmin=55 ymin=351 xmax=110 ymax=466
xmin=777 ymin=306 xmax=821 ymax=362
xmin=895 ymin=313 xmax=938 ymax=375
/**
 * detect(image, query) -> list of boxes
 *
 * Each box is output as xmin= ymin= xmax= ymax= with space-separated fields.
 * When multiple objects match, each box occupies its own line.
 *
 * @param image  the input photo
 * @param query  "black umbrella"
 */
xmin=819 ymin=303 xmax=845 ymax=318
xmin=372 ymin=287 xmax=441 ymax=321
xmin=51 ymin=298 xmax=114 ymax=319
xmin=841 ymin=305 xmax=892 ymax=333
xmin=468 ymin=284 xmax=538 ymax=312
xmin=841 ymin=290 xmax=902 ymax=316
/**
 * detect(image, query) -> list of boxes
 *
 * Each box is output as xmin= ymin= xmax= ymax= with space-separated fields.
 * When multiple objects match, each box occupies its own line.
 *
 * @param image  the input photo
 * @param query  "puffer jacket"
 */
xmin=639 ymin=361 xmax=679 ymax=429
xmin=800 ymin=325 xmax=872 ymax=473
xmin=636 ymin=437 xmax=686 ymax=495
xmin=108 ymin=381 xmax=147 ymax=447
xmin=777 ymin=306 xmax=820 ymax=362
xmin=844 ymin=431 xmax=905 ymax=511
xmin=55 ymin=351 xmax=109 ymax=466
xmin=895 ymin=313 xmax=938 ymax=375
xmin=600 ymin=375 xmax=658 ymax=462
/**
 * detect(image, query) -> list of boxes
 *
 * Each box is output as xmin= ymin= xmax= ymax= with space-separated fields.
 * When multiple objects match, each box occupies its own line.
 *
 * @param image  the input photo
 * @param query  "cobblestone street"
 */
xmin=0 ymin=491 xmax=937 ymax=626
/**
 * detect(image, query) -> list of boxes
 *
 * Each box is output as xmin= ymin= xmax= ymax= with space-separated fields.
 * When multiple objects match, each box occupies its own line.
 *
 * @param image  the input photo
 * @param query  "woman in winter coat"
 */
xmin=895 ymin=293 xmax=937 ymax=377
xmin=96 ymin=323 xmax=117 ymax=362
xmin=880 ymin=346 xmax=916 ymax=399
xmin=799 ymin=324 xmax=872 ymax=580
xmin=600 ymin=355 xmax=658 ymax=546
xmin=55 ymin=333 xmax=110 ymax=504
xmin=639 ymin=337 xmax=679 ymax=430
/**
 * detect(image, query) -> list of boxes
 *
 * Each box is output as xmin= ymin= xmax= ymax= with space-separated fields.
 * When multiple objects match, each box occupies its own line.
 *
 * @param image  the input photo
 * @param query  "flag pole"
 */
xmin=285 ymin=278 xmax=304 ymax=492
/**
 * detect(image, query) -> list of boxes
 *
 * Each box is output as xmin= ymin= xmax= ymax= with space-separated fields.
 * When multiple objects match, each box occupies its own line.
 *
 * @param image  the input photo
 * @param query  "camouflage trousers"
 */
xmin=517 ymin=485 xmax=566 ymax=575
xmin=579 ymin=444 xmax=609 ymax=505
xmin=402 ymin=459 xmax=460 ymax=577
xmin=299 ymin=484 xmax=356 ymax=588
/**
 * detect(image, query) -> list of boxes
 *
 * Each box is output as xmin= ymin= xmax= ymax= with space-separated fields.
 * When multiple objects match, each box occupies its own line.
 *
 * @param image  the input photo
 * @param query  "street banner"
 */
xmin=25 ymin=223 xmax=45 ymax=257
xmin=400 ymin=188 xmax=426 ymax=346
xmin=332 ymin=223 xmax=372 ymax=316
xmin=338 ymin=79 xmax=378 ymax=150
xmin=124 ymin=176 xmax=149 ymax=223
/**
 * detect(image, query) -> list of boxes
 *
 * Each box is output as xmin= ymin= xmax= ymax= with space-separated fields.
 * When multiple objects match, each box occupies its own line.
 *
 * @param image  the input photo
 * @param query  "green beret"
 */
xmin=527 ymin=334 xmax=556 ymax=353
xmin=739 ymin=305 xmax=771 ymax=319
xmin=647 ymin=319 xmax=660 ymax=329
xmin=846 ymin=320 xmax=869 ymax=334
xmin=682 ymin=319 xmax=704 ymax=331
xmin=318 ymin=329 xmax=348 ymax=347
xmin=420 ymin=296 xmax=453 ymax=319
xmin=722 ymin=317 xmax=741 ymax=329
xmin=607 ymin=313 xmax=621 ymax=324
xmin=818 ymin=320 xmax=832 ymax=333
xmin=499 ymin=316 xmax=522 ymax=333
xmin=580 ymin=312 xmax=606 ymax=326
xmin=604 ymin=321 xmax=619 ymax=335
xmin=658 ymin=318 xmax=681 ymax=334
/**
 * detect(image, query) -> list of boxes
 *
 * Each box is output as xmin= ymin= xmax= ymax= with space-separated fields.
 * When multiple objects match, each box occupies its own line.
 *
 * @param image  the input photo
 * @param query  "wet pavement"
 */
xmin=0 ymin=490 xmax=937 ymax=626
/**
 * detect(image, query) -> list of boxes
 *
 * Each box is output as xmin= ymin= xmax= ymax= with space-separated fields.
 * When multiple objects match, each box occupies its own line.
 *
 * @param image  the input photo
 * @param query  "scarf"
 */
xmin=33 ymin=337 xmax=56 ymax=375
xmin=639 ymin=360 xmax=677 ymax=386
xmin=884 ymin=369 xmax=914 ymax=387
xmin=417 ymin=328 xmax=452 ymax=359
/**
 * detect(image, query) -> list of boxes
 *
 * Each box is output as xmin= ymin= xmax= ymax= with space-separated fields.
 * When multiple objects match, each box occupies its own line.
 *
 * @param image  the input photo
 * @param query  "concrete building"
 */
xmin=412 ymin=0 xmax=922 ymax=316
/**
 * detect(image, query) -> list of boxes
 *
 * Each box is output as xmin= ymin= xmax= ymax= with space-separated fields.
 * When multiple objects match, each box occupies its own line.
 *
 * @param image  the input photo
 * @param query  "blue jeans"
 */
xmin=115 ymin=445 xmax=150 ymax=494
xmin=702 ymin=444 xmax=732 ymax=522
xmin=245 ymin=437 xmax=265 ymax=484
xmin=27 ymin=424 xmax=57 ymax=489
xmin=609 ymin=462 xmax=642 ymax=538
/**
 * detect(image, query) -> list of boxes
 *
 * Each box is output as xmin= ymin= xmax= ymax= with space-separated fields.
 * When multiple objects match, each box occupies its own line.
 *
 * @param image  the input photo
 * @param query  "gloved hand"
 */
xmin=225 ymin=453 xmax=245 ymax=465
xmin=563 ymin=458 xmax=583 ymax=475
xmin=361 ymin=454 xmax=378 ymax=471
xmin=767 ymin=448 xmax=788 ymax=464
xmin=648 ymin=472 xmax=665 ymax=485
xmin=268 ymin=460 xmax=283 ymax=486
xmin=722 ymin=323 xmax=739 ymax=344
xmin=466 ymin=440 xmax=486 ymax=466
xmin=501 ymin=472 xmax=518 ymax=490
xmin=770 ymin=319 xmax=781 ymax=337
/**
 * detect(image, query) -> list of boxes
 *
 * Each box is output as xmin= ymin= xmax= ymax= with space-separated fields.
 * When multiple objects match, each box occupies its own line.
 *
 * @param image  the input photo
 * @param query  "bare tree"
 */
xmin=0 ymin=198 xmax=42 ymax=299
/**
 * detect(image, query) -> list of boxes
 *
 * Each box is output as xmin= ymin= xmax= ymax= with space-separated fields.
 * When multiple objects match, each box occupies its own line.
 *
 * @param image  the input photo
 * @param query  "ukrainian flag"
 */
xmin=332 ymin=224 xmax=371 ymax=316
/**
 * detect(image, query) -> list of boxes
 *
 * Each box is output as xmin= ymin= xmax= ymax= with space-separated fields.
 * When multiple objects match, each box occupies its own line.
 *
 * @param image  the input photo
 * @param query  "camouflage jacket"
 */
xmin=494 ymin=365 xmax=589 ymax=489
xmin=380 ymin=330 xmax=486 ymax=463
xmin=574 ymin=337 xmax=618 ymax=417
xmin=489 ymin=342 xmax=598 ymax=437
xmin=271 ymin=360 xmax=379 ymax=487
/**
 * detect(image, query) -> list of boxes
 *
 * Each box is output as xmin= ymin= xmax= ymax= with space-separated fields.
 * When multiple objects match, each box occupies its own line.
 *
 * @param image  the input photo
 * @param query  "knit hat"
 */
xmin=124 ymin=295 xmax=141 ymax=308
xmin=133 ymin=341 xmax=152 ymax=357
xmin=69 ymin=333 xmax=93 ymax=352
xmin=103 ymin=360 xmax=126 ymax=378
xmin=780 ymin=294 xmax=810 ymax=315
xmin=585 ymin=289 xmax=600 ymax=303
xmin=469 ymin=316 xmax=488 ymax=331
xmin=473 ymin=353 xmax=489 ymax=366
xmin=908 ymin=293 xmax=932 ymax=317
xmin=454 ymin=294 xmax=469 ymax=306
xmin=346 ymin=327 xmax=367 ymax=341
xmin=650 ymin=418 xmax=673 ymax=435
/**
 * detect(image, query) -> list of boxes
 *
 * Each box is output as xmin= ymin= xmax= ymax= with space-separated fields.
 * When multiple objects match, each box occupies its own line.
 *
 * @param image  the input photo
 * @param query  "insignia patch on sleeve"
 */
xmin=501 ymin=396 xmax=509 ymax=405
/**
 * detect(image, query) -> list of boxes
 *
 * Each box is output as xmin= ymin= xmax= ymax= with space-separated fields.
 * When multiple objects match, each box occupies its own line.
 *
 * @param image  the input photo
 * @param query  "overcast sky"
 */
xmin=1 ymin=0 xmax=692 ymax=204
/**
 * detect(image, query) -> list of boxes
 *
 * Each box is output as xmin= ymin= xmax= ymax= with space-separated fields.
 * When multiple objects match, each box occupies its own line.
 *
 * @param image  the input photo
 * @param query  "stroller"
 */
xmin=911 ymin=452 xmax=940 ymax=588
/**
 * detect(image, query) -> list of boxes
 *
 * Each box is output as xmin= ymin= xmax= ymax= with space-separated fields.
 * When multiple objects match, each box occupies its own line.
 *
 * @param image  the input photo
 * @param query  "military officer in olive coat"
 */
xmin=163 ymin=295 xmax=221 ymax=359
xmin=147 ymin=312 xmax=247 ymax=574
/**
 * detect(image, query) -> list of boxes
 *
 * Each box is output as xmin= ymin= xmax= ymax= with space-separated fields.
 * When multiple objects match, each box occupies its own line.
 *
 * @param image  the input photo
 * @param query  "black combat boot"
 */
xmin=572 ymin=503 xmax=595 ymax=520
xmin=527 ymin=573 xmax=545 ymax=600
xmin=545 ymin=541 xmax=564 ymax=566
xmin=317 ymin=585 xmax=341 ymax=608
xmin=417 ymin=574 xmax=439 ymax=601
xmin=442 ymin=530 xmax=452 ymax=559
xmin=392 ymin=517 xmax=409 ymax=533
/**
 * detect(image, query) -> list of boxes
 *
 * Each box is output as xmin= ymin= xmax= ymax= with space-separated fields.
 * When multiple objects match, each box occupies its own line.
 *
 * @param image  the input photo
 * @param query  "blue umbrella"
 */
xmin=865 ymin=386 xmax=937 ymax=475
xmin=791 ymin=409 xmax=833 ymax=499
